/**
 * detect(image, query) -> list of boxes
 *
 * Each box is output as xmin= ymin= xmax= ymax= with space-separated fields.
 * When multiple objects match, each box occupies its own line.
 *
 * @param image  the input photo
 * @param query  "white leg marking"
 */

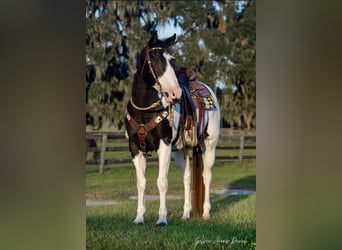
xmin=132 ymin=151 xmax=146 ymax=224
xmin=174 ymin=150 xmax=192 ymax=220
xmin=156 ymin=139 xmax=171 ymax=226
xmin=202 ymin=107 xmax=220 ymax=220
xmin=202 ymin=152 xmax=213 ymax=220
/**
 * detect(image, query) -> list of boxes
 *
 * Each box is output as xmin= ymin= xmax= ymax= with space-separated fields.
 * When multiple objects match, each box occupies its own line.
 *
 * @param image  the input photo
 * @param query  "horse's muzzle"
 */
xmin=163 ymin=87 xmax=182 ymax=103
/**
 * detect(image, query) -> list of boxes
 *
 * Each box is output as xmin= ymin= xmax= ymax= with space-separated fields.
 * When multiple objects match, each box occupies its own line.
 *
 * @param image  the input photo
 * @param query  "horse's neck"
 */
xmin=131 ymin=74 xmax=159 ymax=107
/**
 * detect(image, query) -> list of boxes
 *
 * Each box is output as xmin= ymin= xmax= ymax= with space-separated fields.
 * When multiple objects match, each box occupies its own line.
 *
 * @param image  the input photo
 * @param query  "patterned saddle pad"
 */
xmin=189 ymin=80 xmax=216 ymax=110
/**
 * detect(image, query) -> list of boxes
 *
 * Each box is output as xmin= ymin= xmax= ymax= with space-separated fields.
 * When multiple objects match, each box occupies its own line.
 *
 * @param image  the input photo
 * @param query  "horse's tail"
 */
xmin=192 ymin=145 xmax=204 ymax=216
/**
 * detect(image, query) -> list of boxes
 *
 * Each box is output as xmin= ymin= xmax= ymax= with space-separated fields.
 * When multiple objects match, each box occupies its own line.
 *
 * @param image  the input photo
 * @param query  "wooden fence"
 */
xmin=86 ymin=129 xmax=256 ymax=173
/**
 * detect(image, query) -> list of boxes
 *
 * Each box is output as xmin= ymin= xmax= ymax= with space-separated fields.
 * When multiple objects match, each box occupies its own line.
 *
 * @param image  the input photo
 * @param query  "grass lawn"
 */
xmin=87 ymin=194 xmax=256 ymax=250
xmin=86 ymin=156 xmax=256 ymax=249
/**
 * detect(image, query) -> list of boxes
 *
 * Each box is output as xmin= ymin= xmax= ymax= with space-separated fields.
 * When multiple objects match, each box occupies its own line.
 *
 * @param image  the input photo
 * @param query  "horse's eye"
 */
xmin=151 ymin=51 xmax=161 ymax=58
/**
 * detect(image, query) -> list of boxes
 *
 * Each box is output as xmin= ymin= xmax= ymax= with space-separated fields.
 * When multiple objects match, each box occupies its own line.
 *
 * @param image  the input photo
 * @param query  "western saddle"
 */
xmin=174 ymin=66 xmax=216 ymax=151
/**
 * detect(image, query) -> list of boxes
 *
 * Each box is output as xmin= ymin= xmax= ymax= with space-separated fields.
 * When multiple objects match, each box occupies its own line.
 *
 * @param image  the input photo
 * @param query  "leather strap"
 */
xmin=126 ymin=110 xmax=169 ymax=152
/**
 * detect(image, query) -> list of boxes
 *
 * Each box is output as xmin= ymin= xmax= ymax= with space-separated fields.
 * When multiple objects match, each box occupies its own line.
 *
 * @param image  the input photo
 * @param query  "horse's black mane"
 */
xmin=135 ymin=46 xmax=147 ymax=72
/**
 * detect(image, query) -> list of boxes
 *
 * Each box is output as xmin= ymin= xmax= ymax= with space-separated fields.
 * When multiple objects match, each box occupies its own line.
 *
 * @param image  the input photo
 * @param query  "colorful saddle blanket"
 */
xmin=174 ymin=66 xmax=216 ymax=110
xmin=189 ymin=80 xmax=216 ymax=110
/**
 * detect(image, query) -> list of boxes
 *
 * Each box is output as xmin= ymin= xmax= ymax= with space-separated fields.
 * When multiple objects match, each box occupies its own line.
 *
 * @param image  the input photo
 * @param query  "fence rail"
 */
xmin=86 ymin=129 xmax=256 ymax=173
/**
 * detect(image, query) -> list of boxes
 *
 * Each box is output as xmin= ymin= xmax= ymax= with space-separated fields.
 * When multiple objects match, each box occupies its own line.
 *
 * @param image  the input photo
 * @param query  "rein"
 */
xmin=130 ymin=47 xmax=166 ymax=112
xmin=129 ymin=97 xmax=161 ymax=111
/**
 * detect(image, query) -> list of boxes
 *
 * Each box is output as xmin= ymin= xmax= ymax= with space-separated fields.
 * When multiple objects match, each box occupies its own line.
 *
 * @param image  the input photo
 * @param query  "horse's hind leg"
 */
xmin=174 ymin=150 xmax=191 ymax=220
xmin=132 ymin=151 xmax=147 ymax=224
xmin=202 ymin=114 xmax=220 ymax=220
xmin=202 ymin=106 xmax=220 ymax=220
xmin=202 ymin=144 xmax=215 ymax=220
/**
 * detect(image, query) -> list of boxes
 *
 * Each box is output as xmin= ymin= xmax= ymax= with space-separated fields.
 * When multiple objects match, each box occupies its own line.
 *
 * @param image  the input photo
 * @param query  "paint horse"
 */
xmin=125 ymin=31 xmax=220 ymax=226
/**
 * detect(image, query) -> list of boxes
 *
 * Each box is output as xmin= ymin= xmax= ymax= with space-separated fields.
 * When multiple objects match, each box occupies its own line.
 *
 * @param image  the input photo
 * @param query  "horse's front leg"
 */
xmin=156 ymin=140 xmax=171 ymax=226
xmin=132 ymin=151 xmax=147 ymax=224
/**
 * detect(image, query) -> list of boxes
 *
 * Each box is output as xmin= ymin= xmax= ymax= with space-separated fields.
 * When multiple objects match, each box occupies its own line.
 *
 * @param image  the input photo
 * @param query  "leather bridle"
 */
xmin=129 ymin=46 xmax=172 ymax=111
xmin=141 ymin=46 xmax=171 ymax=92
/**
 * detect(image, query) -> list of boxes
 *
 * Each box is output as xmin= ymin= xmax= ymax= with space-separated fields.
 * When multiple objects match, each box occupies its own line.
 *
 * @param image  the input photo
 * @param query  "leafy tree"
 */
xmin=86 ymin=0 xmax=256 ymax=131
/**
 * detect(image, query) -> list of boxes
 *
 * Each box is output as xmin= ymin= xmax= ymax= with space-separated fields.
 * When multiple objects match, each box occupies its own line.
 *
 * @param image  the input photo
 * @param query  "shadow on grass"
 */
xmin=227 ymin=174 xmax=256 ymax=190
xmin=210 ymin=193 xmax=250 ymax=215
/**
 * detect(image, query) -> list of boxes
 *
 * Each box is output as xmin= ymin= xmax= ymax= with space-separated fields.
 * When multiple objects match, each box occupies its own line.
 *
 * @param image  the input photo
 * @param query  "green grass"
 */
xmin=87 ymin=194 xmax=256 ymax=250
xmin=86 ymin=160 xmax=255 ymax=201
xmin=86 ymin=142 xmax=256 ymax=249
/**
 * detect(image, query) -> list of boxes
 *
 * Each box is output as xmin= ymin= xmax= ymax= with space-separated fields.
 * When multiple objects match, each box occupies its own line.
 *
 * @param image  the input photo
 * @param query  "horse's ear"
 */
xmin=165 ymin=33 xmax=176 ymax=47
xmin=148 ymin=31 xmax=158 ymax=47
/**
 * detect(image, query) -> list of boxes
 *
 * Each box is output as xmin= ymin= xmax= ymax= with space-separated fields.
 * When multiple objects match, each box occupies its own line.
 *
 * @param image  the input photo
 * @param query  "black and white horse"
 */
xmin=125 ymin=31 xmax=220 ymax=226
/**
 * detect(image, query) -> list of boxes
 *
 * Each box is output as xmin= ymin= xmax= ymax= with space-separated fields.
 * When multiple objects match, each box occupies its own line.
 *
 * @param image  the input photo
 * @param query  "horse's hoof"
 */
xmin=156 ymin=222 xmax=168 ymax=227
xmin=203 ymin=214 xmax=211 ymax=220
xmin=181 ymin=215 xmax=190 ymax=220
xmin=133 ymin=218 xmax=144 ymax=225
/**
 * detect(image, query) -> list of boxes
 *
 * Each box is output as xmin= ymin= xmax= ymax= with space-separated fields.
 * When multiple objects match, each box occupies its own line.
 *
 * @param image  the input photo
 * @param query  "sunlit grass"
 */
xmin=87 ymin=194 xmax=256 ymax=250
xmin=86 ymin=139 xmax=256 ymax=249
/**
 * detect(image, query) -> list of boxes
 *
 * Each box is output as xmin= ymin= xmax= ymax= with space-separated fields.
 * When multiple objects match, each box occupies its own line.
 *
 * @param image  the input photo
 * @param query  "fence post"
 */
xmin=239 ymin=133 xmax=245 ymax=165
xmin=99 ymin=134 xmax=107 ymax=174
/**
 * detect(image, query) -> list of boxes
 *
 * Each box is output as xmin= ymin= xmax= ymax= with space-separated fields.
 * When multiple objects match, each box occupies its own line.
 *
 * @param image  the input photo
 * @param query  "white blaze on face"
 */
xmin=157 ymin=52 xmax=182 ymax=103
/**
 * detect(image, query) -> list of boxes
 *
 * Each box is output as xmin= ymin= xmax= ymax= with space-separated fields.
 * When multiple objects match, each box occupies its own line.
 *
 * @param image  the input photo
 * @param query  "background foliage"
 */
xmin=86 ymin=0 xmax=256 ymax=131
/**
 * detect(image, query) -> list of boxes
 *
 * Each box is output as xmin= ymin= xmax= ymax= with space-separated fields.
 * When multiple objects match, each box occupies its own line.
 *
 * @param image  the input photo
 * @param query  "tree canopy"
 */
xmin=86 ymin=0 xmax=256 ymax=131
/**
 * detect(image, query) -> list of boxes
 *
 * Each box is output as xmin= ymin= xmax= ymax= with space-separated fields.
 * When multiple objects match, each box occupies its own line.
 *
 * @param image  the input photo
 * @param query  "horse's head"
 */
xmin=142 ymin=31 xmax=182 ymax=104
